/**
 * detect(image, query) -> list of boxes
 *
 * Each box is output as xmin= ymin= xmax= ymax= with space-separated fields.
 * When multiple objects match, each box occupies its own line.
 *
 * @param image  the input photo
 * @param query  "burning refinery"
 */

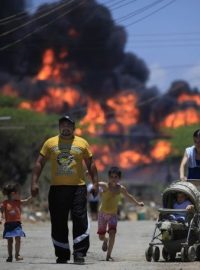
xmin=0 ymin=0 xmax=200 ymax=174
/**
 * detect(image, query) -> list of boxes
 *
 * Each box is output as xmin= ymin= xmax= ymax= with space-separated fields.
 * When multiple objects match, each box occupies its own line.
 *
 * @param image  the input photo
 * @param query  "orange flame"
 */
xmin=91 ymin=145 xmax=113 ymax=171
xmin=36 ymin=48 xmax=69 ymax=82
xmin=106 ymin=91 xmax=139 ymax=127
xmin=178 ymin=93 xmax=200 ymax=106
xmin=161 ymin=108 xmax=200 ymax=128
xmin=1 ymin=84 xmax=18 ymax=96
xmin=80 ymin=99 xmax=106 ymax=134
xmin=104 ymin=121 xmax=124 ymax=134
xmin=91 ymin=140 xmax=172 ymax=171
xmin=37 ymin=49 xmax=54 ymax=80
xmin=117 ymin=150 xmax=151 ymax=169
xmin=19 ymin=87 xmax=81 ymax=112
xmin=20 ymin=101 xmax=32 ymax=110
xmin=151 ymin=140 xmax=172 ymax=161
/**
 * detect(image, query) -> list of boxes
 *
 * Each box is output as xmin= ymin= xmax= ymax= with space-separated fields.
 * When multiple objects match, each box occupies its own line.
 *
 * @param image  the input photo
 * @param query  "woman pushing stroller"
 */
xmin=145 ymin=181 xmax=200 ymax=262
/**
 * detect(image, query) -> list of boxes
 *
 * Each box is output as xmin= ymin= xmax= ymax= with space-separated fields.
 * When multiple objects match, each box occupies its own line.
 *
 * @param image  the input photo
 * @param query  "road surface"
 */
xmin=0 ymin=220 xmax=199 ymax=269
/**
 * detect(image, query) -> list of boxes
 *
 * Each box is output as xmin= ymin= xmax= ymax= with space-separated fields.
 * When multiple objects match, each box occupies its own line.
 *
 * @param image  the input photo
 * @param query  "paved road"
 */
xmin=0 ymin=220 xmax=199 ymax=270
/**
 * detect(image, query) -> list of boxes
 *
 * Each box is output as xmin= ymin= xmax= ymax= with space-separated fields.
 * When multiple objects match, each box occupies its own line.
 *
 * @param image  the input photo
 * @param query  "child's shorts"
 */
xmin=97 ymin=212 xmax=118 ymax=235
xmin=3 ymin=222 xmax=26 ymax=239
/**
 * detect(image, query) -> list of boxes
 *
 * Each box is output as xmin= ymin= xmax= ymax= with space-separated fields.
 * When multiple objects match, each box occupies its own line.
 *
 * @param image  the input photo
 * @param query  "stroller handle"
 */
xmin=158 ymin=208 xmax=187 ymax=214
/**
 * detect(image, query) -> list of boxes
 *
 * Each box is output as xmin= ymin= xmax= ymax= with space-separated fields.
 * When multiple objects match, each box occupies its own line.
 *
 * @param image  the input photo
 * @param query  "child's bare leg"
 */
xmin=8 ymin=238 xmax=13 ymax=257
xmin=15 ymin=237 xmax=23 ymax=260
xmin=7 ymin=238 xmax=13 ymax=261
xmin=106 ymin=230 xmax=116 ymax=261
xmin=99 ymin=234 xmax=108 ymax=252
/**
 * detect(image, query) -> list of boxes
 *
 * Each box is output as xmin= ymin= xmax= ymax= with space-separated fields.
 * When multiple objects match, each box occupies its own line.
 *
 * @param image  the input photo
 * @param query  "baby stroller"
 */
xmin=145 ymin=181 xmax=200 ymax=262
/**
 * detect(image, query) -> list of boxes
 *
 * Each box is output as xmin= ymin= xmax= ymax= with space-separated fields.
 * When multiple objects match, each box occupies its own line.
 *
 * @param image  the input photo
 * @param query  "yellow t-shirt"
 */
xmin=40 ymin=135 xmax=92 ymax=185
xmin=99 ymin=184 xmax=121 ymax=214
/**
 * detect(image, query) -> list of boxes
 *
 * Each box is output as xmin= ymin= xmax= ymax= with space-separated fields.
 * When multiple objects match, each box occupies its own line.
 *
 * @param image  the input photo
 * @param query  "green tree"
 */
xmin=165 ymin=124 xmax=199 ymax=157
xmin=0 ymin=107 xmax=58 ymax=186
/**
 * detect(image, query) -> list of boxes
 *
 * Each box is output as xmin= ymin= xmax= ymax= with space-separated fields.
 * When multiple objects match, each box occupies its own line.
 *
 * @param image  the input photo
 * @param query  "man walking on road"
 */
xmin=31 ymin=115 xmax=99 ymax=264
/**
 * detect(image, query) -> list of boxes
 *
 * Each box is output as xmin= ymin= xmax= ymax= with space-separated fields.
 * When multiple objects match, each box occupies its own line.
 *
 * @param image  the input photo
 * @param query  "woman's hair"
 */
xmin=2 ymin=182 xmax=19 ymax=197
xmin=108 ymin=166 xmax=122 ymax=178
xmin=193 ymin=129 xmax=200 ymax=138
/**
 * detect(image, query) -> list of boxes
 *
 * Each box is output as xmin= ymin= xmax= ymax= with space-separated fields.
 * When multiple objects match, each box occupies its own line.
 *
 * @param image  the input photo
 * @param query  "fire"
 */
xmin=106 ymin=91 xmax=139 ymax=127
xmin=20 ymin=101 xmax=32 ymax=110
xmin=117 ymin=150 xmax=151 ymax=169
xmin=161 ymin=108 xmax=200 ymax=128
xmin=1 ymin=84 xmax=18 ymax=96
xmin=36 ymin=48 xmax=69 ymax=82
xmin=91 ymin=145 xmax=113 ymax=171
xmin=178 ymin=93 xmax=200 ymax=106
xmin=91 ymin=140 xmax=172 ymax=171
xmin=80 ymin=99 xmax=106 ymax=135
xmin=79 ymin=91 xmax=139 ymax=135
xmin=104 ymin=121 xmax=124 ymax=134
xmin=151 ymin=140 xmax=172 ymax=161
xmin=19 ymin=87 xmax=81 ymax=112
xmin=37 ymin=49 xmax=54 ymax=80
xmin=48 ymin=87 xmax=81 ymax=108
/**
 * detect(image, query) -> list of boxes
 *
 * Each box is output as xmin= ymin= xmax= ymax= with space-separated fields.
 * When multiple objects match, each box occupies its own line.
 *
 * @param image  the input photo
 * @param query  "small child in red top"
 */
xmin=0 ymin=183 xmax=32 ymax=262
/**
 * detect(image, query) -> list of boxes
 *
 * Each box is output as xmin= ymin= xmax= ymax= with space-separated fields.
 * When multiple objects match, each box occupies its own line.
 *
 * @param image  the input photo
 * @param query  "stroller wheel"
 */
xmin=145 ymin=246 xmax=153 ymax=262
xmin=188 ymin=246 xmax=196 ymax=262
xmin=152 ymin=246 xmax=160 ymax=262
xmin=162 ymin=247 xmax=169 ymax=261
xmin=196 ymin=245 xmax=200 ymax=260
xmin=181 ymin=247 xmax=188 ymax=262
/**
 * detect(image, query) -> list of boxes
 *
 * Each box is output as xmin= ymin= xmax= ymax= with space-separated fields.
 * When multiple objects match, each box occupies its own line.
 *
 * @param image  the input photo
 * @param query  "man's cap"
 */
xmin=58 ymin=115 xmax=75 ymax=125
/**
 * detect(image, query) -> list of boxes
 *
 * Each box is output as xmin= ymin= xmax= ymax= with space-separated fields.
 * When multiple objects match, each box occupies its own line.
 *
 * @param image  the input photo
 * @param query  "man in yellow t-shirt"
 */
xmin=31 ymin=115 xmax=99 ymax=264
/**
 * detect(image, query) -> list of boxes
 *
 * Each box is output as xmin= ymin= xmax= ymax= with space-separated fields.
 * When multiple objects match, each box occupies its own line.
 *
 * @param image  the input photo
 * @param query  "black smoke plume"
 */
xmin=0 ymin=0 xmax=149 ymax=100
xmin=0 ymin=0 xmax=199 ymax=127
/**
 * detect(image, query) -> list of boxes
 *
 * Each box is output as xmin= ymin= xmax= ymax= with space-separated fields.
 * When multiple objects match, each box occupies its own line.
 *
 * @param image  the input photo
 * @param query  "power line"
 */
xmin=0 ymin=12 xmax=28 ymax=25
xmin=106 ymin=0 xmax=135 ymax=9
xmin=132 ymin=44 xmax=200 ymax=48
xmin=130 ymin=32 xmax=200 ymax=37
xmin=0 ymin=1 xmax=85 ymax=52
xmin=151 ymin=64 xmax=200 ymax=70
xmin=110 ymin=0 xmax=138 ymax=11
xmin=0 ymin=9 xmax=31 ymax=23
xmin=128 ymin=37 xmax=200 ymax=42
xmin=0 ymin=0 xmax=141 ymax=51
xmin=125 ymin=0 xmax=176 ymax=27
xmin=0 ymin=0 xmax=75 ymax=37
xmin=0 ymin=1 xmax=67 ymax=26
xmin=0 ymin=0 xmax=67 ymax=24
xmin=117 ymin=0 xmax=166 ymax=23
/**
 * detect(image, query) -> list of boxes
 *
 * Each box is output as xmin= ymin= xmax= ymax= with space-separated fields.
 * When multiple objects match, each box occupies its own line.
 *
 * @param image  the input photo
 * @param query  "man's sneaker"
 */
xmin=56 ymin=257 xmax=68 ymax=264
xmin=74 ymin=253 xmax=85 ymax=264
xmin=6 ymin=256 xmax=13 ymax=262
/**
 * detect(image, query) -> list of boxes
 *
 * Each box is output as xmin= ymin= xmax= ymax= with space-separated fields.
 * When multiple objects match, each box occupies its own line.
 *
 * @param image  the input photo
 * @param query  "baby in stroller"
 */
xmin=167 ymin=191 xmax=194 ymax=223
xmin=145 ymin=181 xmax=200 ymax=262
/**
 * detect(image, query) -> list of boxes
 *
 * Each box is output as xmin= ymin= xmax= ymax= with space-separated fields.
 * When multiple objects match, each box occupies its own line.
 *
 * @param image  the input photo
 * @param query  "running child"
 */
xmin=0 ymin=183 xmax=32 ymax=262
xmin=97 ymin=166 xmax=144 ymax=261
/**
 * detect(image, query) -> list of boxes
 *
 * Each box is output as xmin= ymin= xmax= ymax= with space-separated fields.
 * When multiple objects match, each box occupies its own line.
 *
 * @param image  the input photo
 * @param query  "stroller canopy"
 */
xmin=162 ymin=181 xmax=200 ymax=211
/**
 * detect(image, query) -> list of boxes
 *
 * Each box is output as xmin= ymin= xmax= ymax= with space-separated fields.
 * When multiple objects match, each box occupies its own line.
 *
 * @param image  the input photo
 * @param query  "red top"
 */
xmin=2 ymin=200 xmax=21 ymax=223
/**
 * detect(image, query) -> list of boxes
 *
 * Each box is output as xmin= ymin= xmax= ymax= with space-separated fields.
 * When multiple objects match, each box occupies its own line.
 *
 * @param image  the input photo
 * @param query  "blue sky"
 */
xmin=30 ymin=0 xmax=200 ymax=92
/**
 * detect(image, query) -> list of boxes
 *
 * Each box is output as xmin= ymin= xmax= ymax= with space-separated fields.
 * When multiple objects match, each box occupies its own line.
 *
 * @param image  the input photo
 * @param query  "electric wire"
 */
xmin=125 ymin=0 xmax=176 ymax=27
xmin=0 ymin=0 xmax=85 ymax=52
xmin=117 ymin=0 xmax=166 ymax=23
xmin=0 ymin=0 xmax=75 ymax=37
